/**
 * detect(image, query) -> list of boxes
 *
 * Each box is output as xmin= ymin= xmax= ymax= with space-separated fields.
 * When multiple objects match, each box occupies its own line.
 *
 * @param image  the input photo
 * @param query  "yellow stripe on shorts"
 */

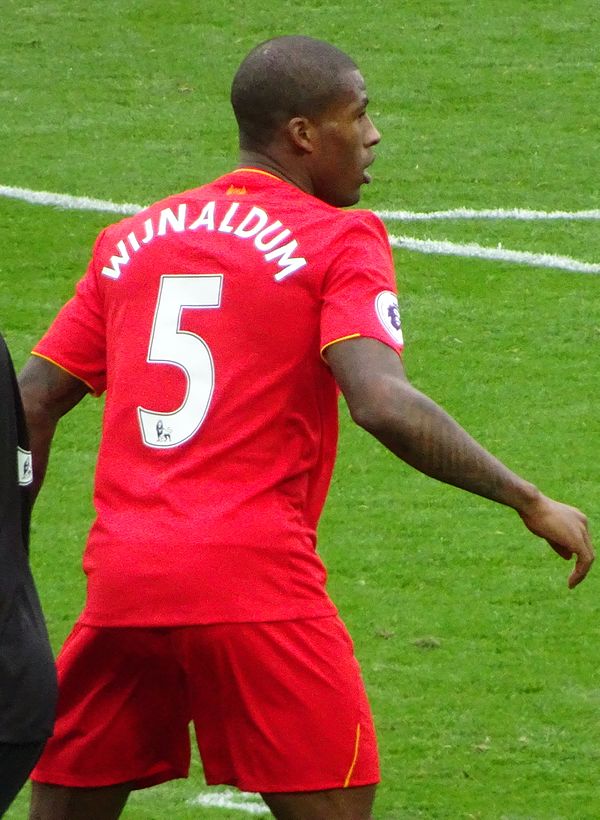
xmin=343 ymin=723 xmax=361 ymax=788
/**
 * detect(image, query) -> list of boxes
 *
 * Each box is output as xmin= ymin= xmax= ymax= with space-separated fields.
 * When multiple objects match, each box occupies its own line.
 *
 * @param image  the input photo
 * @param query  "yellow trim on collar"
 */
xmin=232 ymin=167 xmax=282 ymax=182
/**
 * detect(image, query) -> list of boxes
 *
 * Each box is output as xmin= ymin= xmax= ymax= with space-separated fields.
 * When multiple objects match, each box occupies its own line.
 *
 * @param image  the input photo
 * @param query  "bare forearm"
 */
xmin=18 ymin=397 xmax=60 ymax=502
xmin=18 ymin=356 xmax=89 ymax=503
xmin=327 ymin=337 xmax=593 ymax=587
xmin=354 ymin=377 xmax=540 ymax=513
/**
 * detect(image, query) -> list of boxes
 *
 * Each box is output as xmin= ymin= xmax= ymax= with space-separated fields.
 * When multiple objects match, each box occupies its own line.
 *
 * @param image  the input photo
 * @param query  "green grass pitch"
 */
xmin=1 ymin=1 xmax=598 ymax=818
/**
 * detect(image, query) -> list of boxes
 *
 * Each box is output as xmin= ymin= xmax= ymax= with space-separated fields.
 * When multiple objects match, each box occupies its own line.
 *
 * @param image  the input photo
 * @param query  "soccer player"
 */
xmin=0 ymin=334 xmax=56 ymax=815
xmin=20 ymin=36 xmax=593 ymax=820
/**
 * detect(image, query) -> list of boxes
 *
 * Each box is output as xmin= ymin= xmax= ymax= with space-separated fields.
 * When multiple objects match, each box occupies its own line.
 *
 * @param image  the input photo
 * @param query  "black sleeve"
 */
xmin=0 ymin=334 xmax=57 ymax=743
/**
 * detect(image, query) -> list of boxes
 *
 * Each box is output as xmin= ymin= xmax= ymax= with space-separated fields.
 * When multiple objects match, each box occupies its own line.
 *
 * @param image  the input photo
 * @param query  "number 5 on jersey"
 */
xmin=138 ymin=274 xmax=223 ymax=448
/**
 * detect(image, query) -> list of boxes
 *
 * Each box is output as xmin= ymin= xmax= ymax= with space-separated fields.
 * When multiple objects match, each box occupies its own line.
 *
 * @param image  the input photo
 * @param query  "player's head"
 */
xmin=231 ymin=35 xmax=380 ymax=207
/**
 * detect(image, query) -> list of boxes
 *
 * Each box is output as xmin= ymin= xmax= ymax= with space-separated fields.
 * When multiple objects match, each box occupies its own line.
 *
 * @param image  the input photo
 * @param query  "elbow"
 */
xmin=344 ymin=373 xmax=430 ymax=450
xmin=18 ymin=357 xmax=89 ymax=430
xmin=345 ymin=376 xmax=400 ymax=436
xmin=349 ymin=401 xmax=395 ymax=437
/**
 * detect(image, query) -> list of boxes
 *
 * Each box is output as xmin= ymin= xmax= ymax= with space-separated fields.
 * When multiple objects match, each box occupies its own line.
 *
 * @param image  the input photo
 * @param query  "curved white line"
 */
xmin=0 ymin=184 xmax=143 ymax=215
xmin=389 ymin=235 xmax=600 ymax=274
xmin=1 ymin=184 xmax=598 ymax=273
xmin=376 ymin=207 xmax=600 ymax=221
xmin=3 ymin=185 xmax=600 ymax=223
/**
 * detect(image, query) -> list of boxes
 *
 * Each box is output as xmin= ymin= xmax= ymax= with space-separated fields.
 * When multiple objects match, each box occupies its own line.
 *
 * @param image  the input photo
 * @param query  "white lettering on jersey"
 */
xmin=218 ymin=203 xmax=240 ymax=233
xmin=375 ymin=290 xmax=404 ymax=345
xmin=268 ymin=240 xmax=307 ymax=281
xmin=17 ymin=446 xmax=33 ymax=486
xmin=254 ymin=222 xmax=291 ymax=251
xmin=128 ymin=231 xmax=140 ymax=251
xmin=141 ymin=217 xmax=154 ymax=244
xmin=157 ymin=204 xmax=187 ymax=236
xmin=233 ymin=206 xmax=268 ymax=238
xmin=101 ymin=240 xmax=130 ymax=280
xmin=188 ymin=202 xmax=216 ymax=231
xmin=100 ymin=201 xmax=307 ymax=282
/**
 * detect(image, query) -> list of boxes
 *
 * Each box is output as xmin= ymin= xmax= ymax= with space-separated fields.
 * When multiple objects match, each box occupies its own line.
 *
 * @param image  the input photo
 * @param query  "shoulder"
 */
xmin=341 ymin=208 xmax=388 ymax=238
xmin=325 ymin=208 xmax=391 ymax=260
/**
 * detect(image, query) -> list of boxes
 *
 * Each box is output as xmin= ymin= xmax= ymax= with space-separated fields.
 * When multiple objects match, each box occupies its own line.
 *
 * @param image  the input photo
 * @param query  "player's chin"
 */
xmin=335 ymin=184 xmax=363 ymax=208
xmin=323 ymin=178 xmax=364 ymax=208
xmin=351 ymin=169 xmax=374 ymax=204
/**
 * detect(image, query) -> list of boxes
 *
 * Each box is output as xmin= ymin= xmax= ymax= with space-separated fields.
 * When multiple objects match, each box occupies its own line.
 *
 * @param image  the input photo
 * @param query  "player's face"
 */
xmin=309 ymin=70 xmax=381 ymax=207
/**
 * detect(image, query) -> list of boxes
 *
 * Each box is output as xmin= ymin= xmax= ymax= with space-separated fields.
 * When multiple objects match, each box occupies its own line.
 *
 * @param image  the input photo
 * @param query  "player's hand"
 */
xmin=518 ymin=494 xmax=594 ymax=588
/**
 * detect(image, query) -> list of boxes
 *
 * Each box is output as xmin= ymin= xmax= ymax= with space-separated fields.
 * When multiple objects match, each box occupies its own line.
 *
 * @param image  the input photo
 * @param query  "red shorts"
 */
xmin=32 ymin=616 xmax=379 ymax=793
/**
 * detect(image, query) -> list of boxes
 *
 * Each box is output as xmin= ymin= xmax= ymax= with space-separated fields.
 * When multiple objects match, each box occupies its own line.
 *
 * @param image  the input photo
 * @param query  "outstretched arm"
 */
xmin=325 ymin=337 xmax=594 ymax=588
xmin=18 ymin=356 xmax=90 ymax=502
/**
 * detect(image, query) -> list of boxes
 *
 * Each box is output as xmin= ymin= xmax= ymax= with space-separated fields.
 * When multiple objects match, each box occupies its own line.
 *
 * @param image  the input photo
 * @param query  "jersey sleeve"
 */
xmin=33 ymin=230 xmax=108 ymax=396
xmin=320 ymin=210 xmax=404 ymax=357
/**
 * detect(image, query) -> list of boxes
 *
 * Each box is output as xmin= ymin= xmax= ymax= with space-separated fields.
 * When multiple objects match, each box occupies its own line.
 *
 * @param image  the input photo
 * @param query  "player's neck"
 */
xmin=236 ymin=150 xmax=312 ymax=197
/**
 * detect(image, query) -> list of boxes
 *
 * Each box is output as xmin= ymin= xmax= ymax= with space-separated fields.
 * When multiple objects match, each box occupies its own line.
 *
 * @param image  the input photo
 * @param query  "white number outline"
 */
xmin=137 ymin=274 xmax=223 ymax=449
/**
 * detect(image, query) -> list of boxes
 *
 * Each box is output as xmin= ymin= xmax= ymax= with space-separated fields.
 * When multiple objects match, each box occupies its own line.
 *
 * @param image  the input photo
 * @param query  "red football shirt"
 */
xmin=34 ymin=169 xmax=404 ymax=626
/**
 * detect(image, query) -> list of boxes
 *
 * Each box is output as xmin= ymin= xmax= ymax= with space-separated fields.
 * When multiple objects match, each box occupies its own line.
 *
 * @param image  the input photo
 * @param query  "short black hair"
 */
xmin=231 ymin=35 xmax=358 ymax=150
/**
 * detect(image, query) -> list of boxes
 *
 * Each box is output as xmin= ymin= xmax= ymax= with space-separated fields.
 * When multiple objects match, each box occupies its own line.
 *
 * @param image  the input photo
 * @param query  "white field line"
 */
xmin=1 ymin=183 xmax=599 ymax=274
xmin=376 ymin=207 xmax=600 ymax=221
xmin=388 ymin=234 xmax=600 ymax=274
xmin=0 ymin=184 xmax=143 ymax=215
xmin=187 ymin=789 xmax=269 ymax=815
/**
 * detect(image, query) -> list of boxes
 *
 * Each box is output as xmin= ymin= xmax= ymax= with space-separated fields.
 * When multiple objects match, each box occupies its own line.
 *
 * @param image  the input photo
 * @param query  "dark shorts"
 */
xmin=0 ymin=740 xmax=46 ymax=815
xmin=0 ymin=580 xmax=57 ymax=742
xmin=32 ymin=616 xmax=380 ymax=793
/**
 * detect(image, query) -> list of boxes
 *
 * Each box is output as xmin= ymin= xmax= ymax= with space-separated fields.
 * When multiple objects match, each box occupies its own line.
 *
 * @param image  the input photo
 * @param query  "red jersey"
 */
xmin=34 ymin=169 xmax=403 ymax=626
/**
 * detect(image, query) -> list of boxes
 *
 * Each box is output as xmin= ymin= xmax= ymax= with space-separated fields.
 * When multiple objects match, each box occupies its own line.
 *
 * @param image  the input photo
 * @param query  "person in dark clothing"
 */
xmin=0 ymin=333 xmax=56 ymax=816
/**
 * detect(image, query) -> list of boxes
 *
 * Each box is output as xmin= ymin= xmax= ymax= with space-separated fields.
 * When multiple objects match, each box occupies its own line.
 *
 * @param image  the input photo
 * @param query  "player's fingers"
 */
xmin=568 ymin=556 xmax=592 ymax=588
xmin=567 ymin=539 xmax=595 ymax=589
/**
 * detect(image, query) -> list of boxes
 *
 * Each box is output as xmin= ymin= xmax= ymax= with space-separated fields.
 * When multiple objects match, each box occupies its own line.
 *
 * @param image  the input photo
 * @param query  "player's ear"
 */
xmin=286 ymin=116 xmax=315 ymax=153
